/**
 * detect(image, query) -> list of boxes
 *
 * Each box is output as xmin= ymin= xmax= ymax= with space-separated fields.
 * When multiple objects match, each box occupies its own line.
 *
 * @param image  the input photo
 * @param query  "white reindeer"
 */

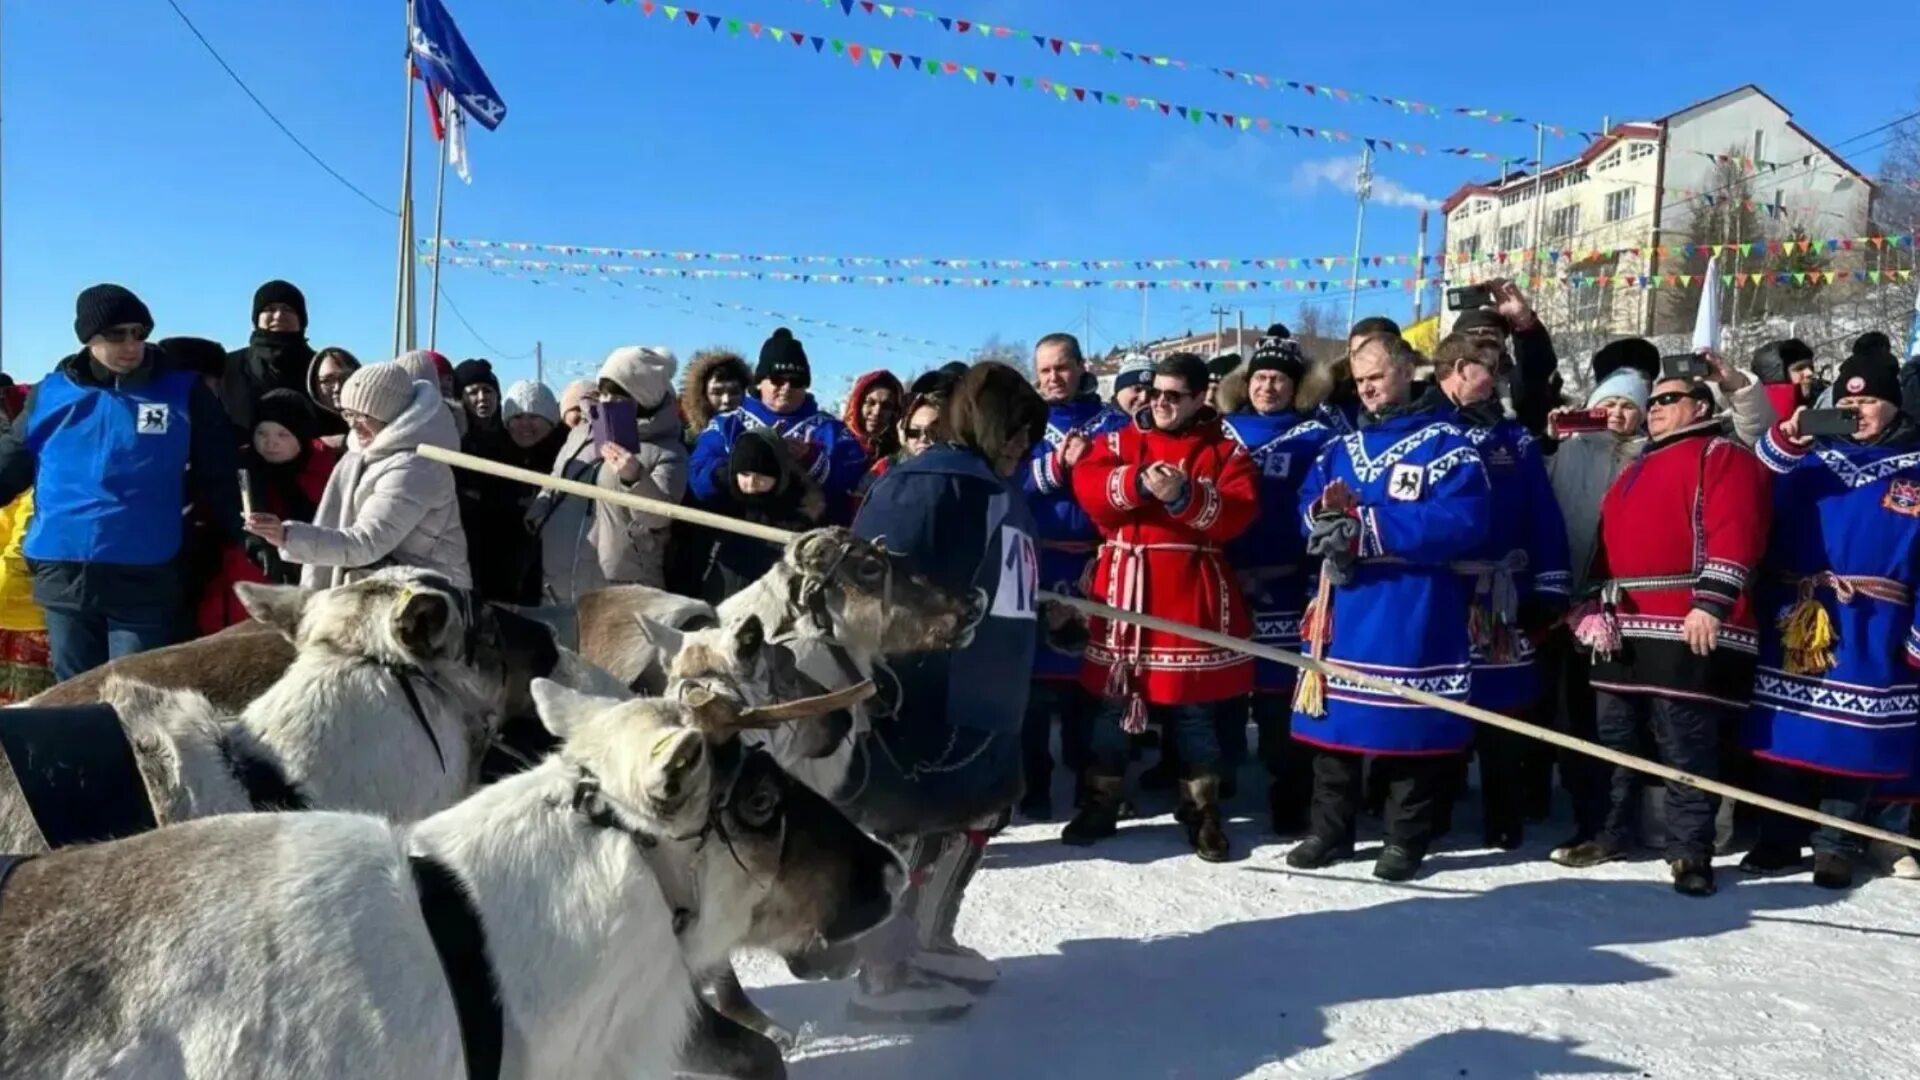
xmin=0 ymin=668 xmax=898 ymax=1080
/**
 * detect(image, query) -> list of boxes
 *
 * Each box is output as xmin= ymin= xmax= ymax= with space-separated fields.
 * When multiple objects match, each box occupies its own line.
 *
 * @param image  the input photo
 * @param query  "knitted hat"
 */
xmin=1853 ymin=331 xmax=1895 ymax=365
xmin=253 ymin=388 xmax=319 ymax=444
xmin=501 ymin=379 xmax=561 ymax=425
xmin=1112 ymin=353 xmax=1155 ymax=396
xmin=1834 ymin=351 xmax=1902 ymax=408
xmin=454 ymin=358 xmax=499 ymax=393
xmin=338 ymin=362 xmax=416 ymax=424
xmin=1207 ymin=352 xmax=1243 ymax=381
xmin=1587 ymin=367 xmax=1650 ymax=412
xmin=252 ymin=280 xmax=308 ymax=327
xmin=730 ymin=430 xmax=785 ymax=479
xmin=74 ymin=283 xmax=153 ymax=343
xmin=559 ymin=379 xmax=596 ymax=418
xmin=756 ymin=327 xmax=811 ymax=386
xmin=394 ymin=349 xmax=450 ymax=387
xmin=158 ymin=336 xmax=228 ymax=378
xmin=600 ymin=346 xmax=679 ymax=412
xmin=1246 ymin=338 xmax=1306 ymax=386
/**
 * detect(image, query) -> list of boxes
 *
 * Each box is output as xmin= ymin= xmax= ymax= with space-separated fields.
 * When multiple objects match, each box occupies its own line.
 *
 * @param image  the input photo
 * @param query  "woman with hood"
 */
xmin=844 ymin=368 xmax=906 ymax=463
xmin=678 ymin=347 xmax=752 ymax=445
xmin=304 ymin=345 xmax=360 ymax=446
xmin=528 ymin=346 xmax=688 ymax=604
xmin=680 ymin=429 xmax=827 ymax=605
xmin=243 ymin=362 xmax=469 ymax=589
xmin=200 ymin=390 xmax=338 ymax=633
xmin=852 ymin=385 xmax=948 ymax=514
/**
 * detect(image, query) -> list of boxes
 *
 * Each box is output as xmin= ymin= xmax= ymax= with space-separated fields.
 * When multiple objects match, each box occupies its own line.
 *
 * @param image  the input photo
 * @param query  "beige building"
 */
xmin=1438 ymin=85 xmax=1872 ymax=343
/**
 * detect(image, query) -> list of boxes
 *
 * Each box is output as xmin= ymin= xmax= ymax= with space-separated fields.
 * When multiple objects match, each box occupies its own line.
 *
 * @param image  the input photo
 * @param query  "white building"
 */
xmin=1438 ymin=85 xmax=1873 ymax=340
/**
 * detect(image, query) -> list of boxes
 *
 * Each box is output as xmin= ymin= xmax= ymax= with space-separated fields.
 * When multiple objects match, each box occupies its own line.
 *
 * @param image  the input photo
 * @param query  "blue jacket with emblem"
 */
xmin=0 ymin=346 xmax=242 ymax=611
xmin=1023 ymin=395 xmax=1130 ymax=679
xmin=1222 ymin=407 xmax=1339 ymax=693
xmin=854 ymin=444 xmax=1038 ymax=736
xmin=688 ymin=395 xmax=869 ymax=522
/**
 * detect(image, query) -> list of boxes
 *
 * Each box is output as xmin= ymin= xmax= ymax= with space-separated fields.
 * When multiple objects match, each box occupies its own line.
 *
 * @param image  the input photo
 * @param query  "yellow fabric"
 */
xmin=1777 ymin=595 xmax=1837 ymax=676
xmin=0 ymin=491 xmax=44 ymax=632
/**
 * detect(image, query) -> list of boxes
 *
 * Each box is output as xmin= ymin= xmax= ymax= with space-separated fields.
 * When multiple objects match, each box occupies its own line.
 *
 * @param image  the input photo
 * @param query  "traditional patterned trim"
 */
xmin=1426 ymin=444 xmax=1481 ymax=484
xmin=1251 ymin=613 xmax=1304 ymax=646
xmin=1105 ymin=466 xmax=1140 ymax=512
xmin=1907 ymin=624 xmax=1920 ymax=668
xmin=1535 ymin=570 xmax=1572 ymax=597
xmin=1757 ymin=427 xmax=1809 ymax=475
xmin=1030 ymin=450 xmax=1063 ymax=494
xmin=1323 ymin=656 xmax=1473 ymax=701
xmin=1357 ymin=506 xmax=1384 ymax=558
xmin=1812 ymin=445 xmax=1920 ymax=489
xmin=1697 ymin=557 xmax=1750 ymax=599
xmin=1085 ymin=642 xmax=1252 ymax=672
xmin=1180 ymin=476 xmax=1223 ymax=531
xmin=1616 ymin=614 xmax=1760 ymax=654
xmin=1339 ymin=422 xmax=1460 ymax=483
xmin=1753 ymin=669 xmax=1920 ymax=727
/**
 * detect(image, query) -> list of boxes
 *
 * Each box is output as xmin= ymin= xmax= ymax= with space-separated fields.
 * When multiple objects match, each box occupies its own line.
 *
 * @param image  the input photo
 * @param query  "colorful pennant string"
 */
xmin=596 ymin=0 xmax=1530 ymax=163
xmin=783 ymin=0 xmax=1598 ymax=140
xmin=431 ymin=253 xmax=1914 ymax=292
xmin=432 ymin=233 xmax=1916 ymax=274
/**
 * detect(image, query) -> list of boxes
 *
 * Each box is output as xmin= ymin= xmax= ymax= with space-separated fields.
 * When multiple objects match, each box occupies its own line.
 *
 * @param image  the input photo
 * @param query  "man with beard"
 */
xmin=1430 ymin=333 xmax=1571 ymax=850
xmin=1217 ymin=336 xmax=1339 ymax=831
xmin=221 ymin=280 xmax=322 ymax=439
xmin=1742 ymin=355 xmax=1920 ymax=890
xmin=1286 ymin=334 xmax=1491 ymax=882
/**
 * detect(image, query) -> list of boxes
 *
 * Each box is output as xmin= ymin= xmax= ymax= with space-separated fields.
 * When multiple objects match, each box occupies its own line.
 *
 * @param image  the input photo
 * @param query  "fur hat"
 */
xmin=1587 ymin=367 xmax=1650 ymax=412
xmin=1112 ymin=353 xmax=1155 ymax=397
xmin=1246 ymin=338 xmax=1306 ymax=387
xmin=252 ymin=280 xmax=308 ymax=327
xmin=501 ymin=379 xmax=560 ymax=425
xmin=338 ymin=362 xmax=416 ymax=424
xmin=756 ymin=327 xmax=811 ymax=386
xmin=1834 ymin=351 xmax=1902 ymax=408
xmin=600 ymin=346 xmax=679 ymax=412
xmin=1591 ymin=337 xmax=1660 ymax=383
xmin=74 ymin=283 xmax=153 ymax=343
xmin=947 ymin=361 xmax=1048 ymax=468
xmin=1750 ymin=339 xmax=1815 ymax=386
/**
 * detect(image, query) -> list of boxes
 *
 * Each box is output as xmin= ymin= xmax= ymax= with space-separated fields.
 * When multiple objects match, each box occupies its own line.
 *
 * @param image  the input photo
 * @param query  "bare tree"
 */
xmin=970 ymin=334 xmax=1029 ymax=376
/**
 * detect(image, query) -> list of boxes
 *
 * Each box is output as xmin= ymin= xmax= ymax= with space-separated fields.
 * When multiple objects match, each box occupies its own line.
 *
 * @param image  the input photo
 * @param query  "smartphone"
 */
xmin=1447 ymin=284 xmax=1494 ymax=312
xmin=588 ymin=398 xmax=640 ymax=452
xmin=1659 ymin=354 xmax=1710 ymax=380
xmin=1551 ymin=408 xmax=1609 ymax=435
xmin=1799 ymin=408 xmax=1860 ymax=437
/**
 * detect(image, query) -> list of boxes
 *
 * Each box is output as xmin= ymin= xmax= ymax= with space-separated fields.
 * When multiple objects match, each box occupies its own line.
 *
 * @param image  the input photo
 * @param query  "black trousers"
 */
xmin=1475 ymin=724 xmax=1531 ymax=840
xmin=1596 ymin=691 xmax=1724 ymax=862
xmin=1020 ymin=679 xmax=1096 ymax=794
xmin=1251 ymin=695 xmax=1312 ymax=822
xmin=1542 ymin=629 xmax=1610 ymax=838
xmin=1310 ymin=750 xmax=1448 ymax=853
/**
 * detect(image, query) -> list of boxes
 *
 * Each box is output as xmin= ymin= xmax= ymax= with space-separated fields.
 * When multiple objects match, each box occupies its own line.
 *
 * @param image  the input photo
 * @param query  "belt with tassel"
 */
xmin=1099 ymin=540 xmax=1220 ymax=735
xmin=1777 ymin=571 xmax=1911 ymax=676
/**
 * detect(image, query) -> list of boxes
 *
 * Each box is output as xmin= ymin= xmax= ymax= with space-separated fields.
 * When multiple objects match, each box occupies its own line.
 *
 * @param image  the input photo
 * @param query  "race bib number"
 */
xmin=1388 ymin=463 xmax=1424 ymax=501
xmin=991 ymin=527 xmax=1039 ymax=620
xmin=136 ymin=403 xmax=170 ymax=435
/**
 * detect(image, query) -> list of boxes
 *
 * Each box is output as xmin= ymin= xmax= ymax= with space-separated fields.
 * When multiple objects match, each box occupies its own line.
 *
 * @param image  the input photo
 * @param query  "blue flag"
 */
xmin=411 ymin=0 xmax=507 ymax=130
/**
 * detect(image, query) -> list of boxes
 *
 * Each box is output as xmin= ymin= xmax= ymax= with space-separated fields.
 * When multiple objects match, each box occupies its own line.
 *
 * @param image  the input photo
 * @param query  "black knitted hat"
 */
xmin=756 ymin=328 xmax=811 ymax=386
xmin=252 ymin=280 xmax=308 ymax=327
xmin=253 ymin=388 xmax=320 ymax=444
xmin=1246 ymin=338 xmax=1306 ymax=386
xmin=1834 ymin=351 xmax=1902 ymax=408
xmin=453 ymin=358 xmax=499 ymax=393
xmin=74 ymin=283 xmax=153 ymax=343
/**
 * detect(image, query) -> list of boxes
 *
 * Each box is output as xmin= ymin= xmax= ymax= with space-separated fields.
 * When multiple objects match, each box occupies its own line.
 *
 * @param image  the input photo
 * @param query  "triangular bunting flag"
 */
xmin=963 ymin=65 xmax=978 ymax=82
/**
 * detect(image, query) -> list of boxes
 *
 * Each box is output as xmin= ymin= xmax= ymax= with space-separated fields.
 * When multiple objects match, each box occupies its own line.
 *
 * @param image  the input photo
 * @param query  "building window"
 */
xmin=1498 ymin=222 xmax=1527 ymax=250
xmin=1566 ymin=167 xmax=1588 ymax=186
xmin=1570 ymin=281 xmax=1613 ymax=325
xmin=1457 ymin=235 xmax=1481 ymax=258
xmin=1605 ymin=188 xmax=1636 ymax=223
xmin=1753 ymin=130 xmax=1765 ymax=163
xmin=1595 ymin=149 xmax=1622 ymax=172
xmin=1627 ymin=141 xmax=1656 ymax=162
xmin=1548 ymin=205 xmax=1580 ymax=240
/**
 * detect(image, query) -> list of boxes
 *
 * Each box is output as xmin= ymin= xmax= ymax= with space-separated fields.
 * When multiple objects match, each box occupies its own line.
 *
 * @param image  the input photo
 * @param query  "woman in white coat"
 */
xmin=244 ymin=361 xmax=470 ymax=589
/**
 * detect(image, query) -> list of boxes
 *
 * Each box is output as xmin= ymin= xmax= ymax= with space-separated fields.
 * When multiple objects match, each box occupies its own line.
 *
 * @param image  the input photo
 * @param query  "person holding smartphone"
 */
xmin=1742 ymin=354 xmax=1920 ymax=889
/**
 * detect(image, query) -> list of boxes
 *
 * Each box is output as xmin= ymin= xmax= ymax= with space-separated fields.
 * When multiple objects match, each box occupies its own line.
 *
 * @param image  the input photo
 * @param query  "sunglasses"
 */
xmin=97 ymin=325 xmax=149 ymax=344
xmin=765 ymin=375 xmax=810 ymax=390
xmin=1147 ymin=387 xmax=1195 ymax=404
xmin=1648 ymin=391 xmax=1694 ymax=409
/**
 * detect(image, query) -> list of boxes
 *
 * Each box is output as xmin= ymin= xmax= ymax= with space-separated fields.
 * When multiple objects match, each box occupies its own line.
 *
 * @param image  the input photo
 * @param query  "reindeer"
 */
xmin=0 ymin=569 xmax=621 ymax=854
xmin=0 ymin=670 xmax=899 ymax=1079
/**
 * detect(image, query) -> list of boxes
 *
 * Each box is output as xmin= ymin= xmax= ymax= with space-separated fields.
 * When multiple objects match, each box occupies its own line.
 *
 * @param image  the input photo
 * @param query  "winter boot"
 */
xmin=1061 ymin=775 xmax=1125 ymax=847
xmin=1286 ymin=834 xmax=1353 ymax=870
xmin=847 ymin=963 xmax=975 ymax=1024
xmin=1812 ymin=852 xmax=1856 ymax=890
xmin=1552 ymin=838 xmax=1625 ymax=869
xmin=677 ymin=999 xmax=788 ymax=1080
xmin=1737 ymin=843 xmax=1805 ymax=876
xmin=1269 ymin=780 xmax=1308 ymax=837
xmin=1179 ymin=776 xmax=1231 ymax=863
xmin=1372 ymin=843 xmax=1426 ymax=883
xmin=1670 ymin=858 xmax=1717 ymax=897
xmin=910 ymin=820 xmax=1002 ymax=992
xmin=1896 ymin=853 xmax=1920 ymax=880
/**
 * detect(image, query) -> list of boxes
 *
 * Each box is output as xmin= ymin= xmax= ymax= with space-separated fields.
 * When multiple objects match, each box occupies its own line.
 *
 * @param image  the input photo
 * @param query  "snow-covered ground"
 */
xmin=741 ymin=778 xmax=1920 ymax=1079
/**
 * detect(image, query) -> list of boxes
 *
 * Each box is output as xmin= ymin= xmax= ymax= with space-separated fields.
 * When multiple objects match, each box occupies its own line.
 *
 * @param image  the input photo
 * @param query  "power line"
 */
xmin=161 ymin=0 xmax=396 ymax=217
xmin=438 ymin=286 xmax=537 ymax=359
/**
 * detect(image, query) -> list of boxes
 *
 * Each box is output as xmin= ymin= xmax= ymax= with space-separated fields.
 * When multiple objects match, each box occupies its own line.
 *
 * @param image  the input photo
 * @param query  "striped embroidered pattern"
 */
xmin=1812 ymin=446 xmax=1920 ymax=488
xmin=1754 ymin=670 xmax=1920 ymax=726
xmin=1616 ymin=614 xmax=1759 ymax=654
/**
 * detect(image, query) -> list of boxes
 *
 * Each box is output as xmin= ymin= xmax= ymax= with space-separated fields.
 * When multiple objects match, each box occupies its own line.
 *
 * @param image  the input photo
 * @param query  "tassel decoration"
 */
xmin=1293 ymin=572 xmax=1336 ymax=718
xmin=1778 ymin=593 xmax=1838 ymax=675
xmin=1570 ymin=600 xmax=1621 ymax=660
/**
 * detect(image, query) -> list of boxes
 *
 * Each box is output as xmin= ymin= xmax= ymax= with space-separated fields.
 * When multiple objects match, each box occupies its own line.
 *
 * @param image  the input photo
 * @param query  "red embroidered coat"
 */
xmin=1072 ymin=413 xmax=1258 ymax=707
xmin=1589 ymin=420 xmax=1771 ymax=708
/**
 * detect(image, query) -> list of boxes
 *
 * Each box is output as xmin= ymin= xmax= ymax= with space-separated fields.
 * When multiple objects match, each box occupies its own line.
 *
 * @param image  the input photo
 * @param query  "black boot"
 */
xmin=1737 ymin=843 xmax=1805 ymax=876
xmin=1373 ymin=843 xmax=1426 ymax=882
xmin=1179 ymin=776 xmax=1231 ymax=863
xmin=1551 ymin=837 xmax=1624 ymax=869
xmin=1061 ymin=775 xmax=1125 ymax=847
xmin=1670 ymin=858 xmax=1717 ymax=897
xmin=1813 ymin=852 xmax=1855 ymax=890
xmin=1286 ymin=834 xmax=1353 ymax=869
xmin=1268 ymin=780 xmax=1308 ymax=837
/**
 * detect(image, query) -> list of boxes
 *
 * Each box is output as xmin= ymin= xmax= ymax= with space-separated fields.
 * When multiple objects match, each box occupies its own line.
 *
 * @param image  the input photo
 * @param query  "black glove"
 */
xmin=1306 ymin=515 xmax=1361 ymax=586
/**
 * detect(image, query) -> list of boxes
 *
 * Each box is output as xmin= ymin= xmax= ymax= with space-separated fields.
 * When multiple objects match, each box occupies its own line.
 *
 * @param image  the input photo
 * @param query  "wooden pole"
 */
xmin=420 ymin=443 xmax=1920 ymax=853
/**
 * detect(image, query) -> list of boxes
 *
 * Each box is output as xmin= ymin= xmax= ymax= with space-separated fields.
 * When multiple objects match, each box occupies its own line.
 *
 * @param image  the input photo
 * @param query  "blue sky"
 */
xmin=3 ymin=0 xmax=1913 ymax=396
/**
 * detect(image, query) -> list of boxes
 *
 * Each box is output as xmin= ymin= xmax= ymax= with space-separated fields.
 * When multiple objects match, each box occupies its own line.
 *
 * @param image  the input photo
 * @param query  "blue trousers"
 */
xmin=42 ymin=602 xmax=178 ymax=683
xmin=1090 ymin=700 xmax=1221 ymax=777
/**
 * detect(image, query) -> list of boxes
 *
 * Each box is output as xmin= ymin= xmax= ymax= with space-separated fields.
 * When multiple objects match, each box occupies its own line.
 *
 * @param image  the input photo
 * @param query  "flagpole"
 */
xmin=427 ymin=89 xmax=450 ymax=353
xmin=1345 ymin=145 xmax=1374 ymax=348
xmin=393 ymin=0 xmax=418 ymax=358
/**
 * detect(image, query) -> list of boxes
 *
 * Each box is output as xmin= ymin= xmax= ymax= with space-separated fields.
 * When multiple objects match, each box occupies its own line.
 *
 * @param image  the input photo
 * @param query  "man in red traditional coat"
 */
xmin=1560 ymin=366 xmax=1770 ymax=897
xmin=1060 ymin=353 xmax=1259 ymax=861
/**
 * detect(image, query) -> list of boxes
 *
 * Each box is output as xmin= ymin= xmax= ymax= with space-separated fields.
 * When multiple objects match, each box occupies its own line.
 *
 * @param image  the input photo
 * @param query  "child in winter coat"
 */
xmin=200 ymin=391 xmax=338 ymax=635
xmin=0 ymin=490 xmax=52 ymax=702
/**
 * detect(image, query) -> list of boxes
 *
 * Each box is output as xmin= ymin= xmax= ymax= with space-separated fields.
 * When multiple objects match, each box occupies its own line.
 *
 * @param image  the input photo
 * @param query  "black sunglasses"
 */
xmin=1648 ymin=391 xmax=1694 ymax=408
xmin=1147 ymin=387 xmax=1195 ymax=404
xmin=903 ymin=425 xmax=934 ymax=440
xmin=97 ymin=325 xmax=150 ymax=344
xmin=765 ymin=375 xmax=810 ymax=390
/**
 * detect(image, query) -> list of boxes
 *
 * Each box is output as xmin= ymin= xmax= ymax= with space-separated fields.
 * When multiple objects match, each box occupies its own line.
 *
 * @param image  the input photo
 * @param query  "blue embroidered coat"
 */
xmin=1221 ymin=409 xmax=1339 ymax=695
xmin=688 ymin=395 xmax=869 ymax=523
xmin=1292 ymin=402 xmax=1491 ymax=755
xmin=1023 ymin=397 xmax=1129 ymax=680
xmin=1746 ymin=424 xmax=1920 ymax=780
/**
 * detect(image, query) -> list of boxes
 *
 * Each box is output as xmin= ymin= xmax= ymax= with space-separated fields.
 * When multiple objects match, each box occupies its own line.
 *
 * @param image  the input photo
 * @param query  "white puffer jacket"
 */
xmin=282 ymin=380 xmax=471 ymax=589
